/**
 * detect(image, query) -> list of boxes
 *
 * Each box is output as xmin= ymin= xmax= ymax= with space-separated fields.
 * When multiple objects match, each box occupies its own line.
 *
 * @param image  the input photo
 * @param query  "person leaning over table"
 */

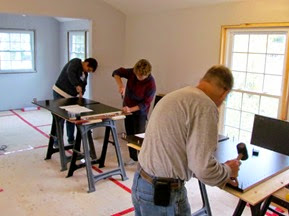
xmin=112 ymin=59 xmax=156 ymax=166
xmin=52 ymin=57 xmax=98 ymax=145
xmin=132 ymin=65 xmax=240 ymax=216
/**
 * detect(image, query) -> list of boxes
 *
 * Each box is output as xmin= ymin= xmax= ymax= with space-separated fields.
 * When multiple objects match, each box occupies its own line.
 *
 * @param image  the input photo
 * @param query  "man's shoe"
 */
xmin=124 ymin=159 xmax=137 ymax=166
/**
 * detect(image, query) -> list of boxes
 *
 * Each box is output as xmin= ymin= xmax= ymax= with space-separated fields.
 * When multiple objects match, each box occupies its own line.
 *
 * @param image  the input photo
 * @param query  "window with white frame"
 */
xmin=221 ymin=26 xmax=289 ymax=144
xmin=68 ymin=31 xmax=87 ymax=61
xmin=0 ymin=30 xmax=35 ymax=73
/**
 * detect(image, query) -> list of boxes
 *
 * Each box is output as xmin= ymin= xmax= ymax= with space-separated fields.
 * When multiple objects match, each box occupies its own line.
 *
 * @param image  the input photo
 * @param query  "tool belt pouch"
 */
xmin=153 ymin=180 xmax=171 ymax=206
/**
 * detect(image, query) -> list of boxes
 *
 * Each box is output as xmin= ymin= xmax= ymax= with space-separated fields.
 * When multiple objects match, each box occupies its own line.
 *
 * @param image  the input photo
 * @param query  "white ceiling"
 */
xmin=102 ymin=0 xmax=250 ymax=15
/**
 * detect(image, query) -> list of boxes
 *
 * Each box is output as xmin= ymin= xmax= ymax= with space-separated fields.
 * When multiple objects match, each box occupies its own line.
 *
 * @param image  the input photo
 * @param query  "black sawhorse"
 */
xmin=232 ymin=196 xmax=277 ymax=216
xmin=66 ymin=119 xmax=128 ymax=193
xmin=45 ymin=114 xmax=96 ymax=171
xmin=192 ymin=180 xmax=212 ymax=216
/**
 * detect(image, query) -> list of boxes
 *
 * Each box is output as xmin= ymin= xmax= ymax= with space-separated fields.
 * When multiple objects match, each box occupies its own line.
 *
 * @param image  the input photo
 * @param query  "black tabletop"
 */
xmin=33 ymin=98 xmax=121 ymax=121
xmin=124 ymin=133 xmax=289 ymax=192
xmin=215 ymin=140 xmax=289 ymax=192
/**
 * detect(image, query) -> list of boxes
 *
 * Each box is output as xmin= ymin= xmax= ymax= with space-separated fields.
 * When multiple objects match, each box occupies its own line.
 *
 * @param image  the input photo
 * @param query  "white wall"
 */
xmin=124 ymin=0 xmax=289 ymax=95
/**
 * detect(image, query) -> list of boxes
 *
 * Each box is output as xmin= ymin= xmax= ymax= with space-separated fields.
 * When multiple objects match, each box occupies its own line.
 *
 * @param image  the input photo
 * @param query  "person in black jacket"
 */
xmin=52 ymin=58 xmax=98 ymax=144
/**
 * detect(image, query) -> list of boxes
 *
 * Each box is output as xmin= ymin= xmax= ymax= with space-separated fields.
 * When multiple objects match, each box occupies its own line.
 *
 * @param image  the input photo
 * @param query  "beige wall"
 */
xmin=125 ymin=0 xmax=289 ymax=95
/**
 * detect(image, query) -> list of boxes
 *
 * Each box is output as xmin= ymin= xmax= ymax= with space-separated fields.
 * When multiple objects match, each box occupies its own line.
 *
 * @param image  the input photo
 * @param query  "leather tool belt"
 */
xmin=139 ymin=165 xmax=184 ymax=190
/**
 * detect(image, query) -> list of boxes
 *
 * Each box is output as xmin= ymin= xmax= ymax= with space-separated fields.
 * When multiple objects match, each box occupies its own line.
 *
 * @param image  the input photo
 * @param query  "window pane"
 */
xmin=21 ymin=42 xmax=31 ymax=51
xmin=10 ymin=33 xmax=21 ymax=42
xmin=249 ymin=34 xmax=267 ymax=53
xmin=11 ymin=60 xmax=21 ymax=69
xmin=232 ymin=71 xmax=246 ymax=90
xmin=69 ymin=31 xmax=86 ymax=61
xmin=242 ymin=93 xmax=260 ymax=113
xmin=263 ymin=75 xmax=282 ymax=95
xmin=247 ymin=54 xmax=265 ymax=73
xmin=226 ymin=91 xmax=242 ymax=109
xmin=240 ymin=112 xmax=254 ymax=131
xmin=0 ymin=42 xmax=9 ymax=50
xmin=1 ymin=61 xmax=11 ymax=69
xmin=225 ymin=108 xmax=240 ymax=128
xmin=233 ymin=34 xmax=249 ymax=52
xmin=0 ymin=52 xmax=10 ymax=60
xmin=224 ymin=30 xmax=286 ymax=142
xmin=239 ymin=130 xmax=252 ymax=144
xmin=265 ymin=54 xmax=284 ymax=75
xmin=22 ymin=52 xmax=32 ymax=61
xmin=224 ymin=126 xmax=239 ymax=140
xmin=267 ymin=34 xmax=286 ymax=54
xmin=10 ymin=52 xmax=21 ymax=60
xmin=0 ymin=30 xmax=34 ymax=72
xmin=0 ymin=33 xmax=9 ymax=41
xmin=21 ymin=34 xmax=30 ymax=43
xmin=22 ymin=61 xmax=32 ymax=69
xmin=232 ymin=53 xmax=247 ymax=71
xmin=259 ymin=96 xmax=279 ymax=118
xmin=70 ymin=53 xmax=78 ymax=59
xmin=245 ymin=73 xmax=263 ymax=92
xmin=75 ymin=53 xmax=85 ymax=59
xmin=10 ymin=42 xmax=21 ymax=51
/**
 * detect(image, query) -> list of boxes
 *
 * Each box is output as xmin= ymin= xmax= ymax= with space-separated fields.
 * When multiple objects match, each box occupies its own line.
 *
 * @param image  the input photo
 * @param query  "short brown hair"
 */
xmin=133 ymin=59 xmax=152 ymax=76
xmin=202 ymin=65 xmax=234 ymax=91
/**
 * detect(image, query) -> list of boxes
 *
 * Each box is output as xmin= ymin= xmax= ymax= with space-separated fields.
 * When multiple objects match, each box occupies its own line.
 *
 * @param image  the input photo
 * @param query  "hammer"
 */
xmin=236 ymin=142 xmax=248 ymax=161
xmin=230 ymin=143 xmax=248 ymax=186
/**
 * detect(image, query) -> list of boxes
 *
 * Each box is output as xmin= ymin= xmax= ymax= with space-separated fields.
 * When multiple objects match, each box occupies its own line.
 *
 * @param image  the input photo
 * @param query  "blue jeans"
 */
xmin=132 ymin=170 xmax=191 ymax=216
xmin=53 ymin=91 xmax=75 ymax=143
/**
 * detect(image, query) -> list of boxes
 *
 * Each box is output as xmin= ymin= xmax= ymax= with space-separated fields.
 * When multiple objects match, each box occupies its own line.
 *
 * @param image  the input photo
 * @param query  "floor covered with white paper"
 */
xmin=1 ymin=108 xmax=284 ymax=216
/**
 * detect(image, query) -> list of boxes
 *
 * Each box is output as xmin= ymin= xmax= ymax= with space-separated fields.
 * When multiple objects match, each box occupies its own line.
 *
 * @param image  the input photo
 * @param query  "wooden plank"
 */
xmin=224 ymin=169 xmax=289 ymax=206
xmin=127 ymin=143 xmax=141 ymax=151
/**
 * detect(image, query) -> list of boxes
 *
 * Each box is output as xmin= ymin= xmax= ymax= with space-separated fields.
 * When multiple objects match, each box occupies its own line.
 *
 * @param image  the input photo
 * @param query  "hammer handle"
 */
xmin=237 ymin=153 xmax=243 ymax=161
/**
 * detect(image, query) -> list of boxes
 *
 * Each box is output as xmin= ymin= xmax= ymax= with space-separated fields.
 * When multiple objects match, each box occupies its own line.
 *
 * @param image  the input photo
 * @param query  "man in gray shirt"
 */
xmin=132 ymin=65 xmax=240 ymax=216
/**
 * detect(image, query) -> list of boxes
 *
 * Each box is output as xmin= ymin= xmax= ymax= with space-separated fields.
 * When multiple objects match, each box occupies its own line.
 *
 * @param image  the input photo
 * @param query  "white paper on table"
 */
xmin=135 ymin=133 xmax=145 ymax=139
xmin=59 ymin=104 xmax=93 ymax=113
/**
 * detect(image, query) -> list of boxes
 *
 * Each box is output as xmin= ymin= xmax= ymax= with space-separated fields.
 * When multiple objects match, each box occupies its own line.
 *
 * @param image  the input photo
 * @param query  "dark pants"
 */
xmin=53 ymin=91 xmax=75 ymax=143
xmin=125 ymin=113 xmax=146 ymax=161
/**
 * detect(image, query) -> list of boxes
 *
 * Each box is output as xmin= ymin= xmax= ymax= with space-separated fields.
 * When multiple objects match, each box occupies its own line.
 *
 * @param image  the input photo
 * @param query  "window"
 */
xmin=0 ymin=30 xmax=35 ymax=73
xmin=220 ymin=24 xmax=289 ymax=143
xmin=68 ymin=31 xmax=87 ymax=60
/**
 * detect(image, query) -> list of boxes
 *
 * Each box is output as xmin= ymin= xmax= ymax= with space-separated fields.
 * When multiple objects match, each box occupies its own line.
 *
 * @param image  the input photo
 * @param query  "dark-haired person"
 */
xmin=52 ymin=57 xmax=98 ymax=145
xmin=112 ymin=59 xmax=156 ymax=165
xmin=132 ymin=65 xmax=240 ymax=215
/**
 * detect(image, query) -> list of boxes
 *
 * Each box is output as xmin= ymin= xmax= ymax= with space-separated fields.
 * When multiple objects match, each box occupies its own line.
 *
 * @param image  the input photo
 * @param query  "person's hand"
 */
xmin=118 ymin=86 xmax=125 ymax=96
xmin=224 ymin=159 xmax=240 ymax=178
xmin=228 ymin=177 xmax=239 ymax=187
xmin=122 ymin=106 xmax=131 ymax=113
xmin=224 ymin=159 xmax=241 ymax=187
xmin=76 ymin=85 xmax=83 ymax=98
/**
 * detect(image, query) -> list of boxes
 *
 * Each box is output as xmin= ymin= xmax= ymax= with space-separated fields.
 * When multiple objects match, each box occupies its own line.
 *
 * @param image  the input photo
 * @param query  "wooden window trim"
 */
xmin=219 ymin=22 xmax=289 ymax=120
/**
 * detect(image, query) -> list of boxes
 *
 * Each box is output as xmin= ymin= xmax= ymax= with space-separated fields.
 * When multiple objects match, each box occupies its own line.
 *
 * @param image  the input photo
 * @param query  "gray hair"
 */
xmin=202 ymin=65 xmax=234 ymax=91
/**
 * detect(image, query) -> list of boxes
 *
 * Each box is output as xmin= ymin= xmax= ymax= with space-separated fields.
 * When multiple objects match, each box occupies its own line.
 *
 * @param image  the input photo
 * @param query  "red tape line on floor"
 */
xmin=111 ymin=207 xmax=134 ymax=216
xmin=10 ymin=109 xmax=49 ymax=139
xmin=91 ymin=166 xmax=132 ymax=193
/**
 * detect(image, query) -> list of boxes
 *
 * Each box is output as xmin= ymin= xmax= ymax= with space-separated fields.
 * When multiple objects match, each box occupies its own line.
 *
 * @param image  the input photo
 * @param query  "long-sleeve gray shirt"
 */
xmin=138 ymin=86 xmax=231 ymax=188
